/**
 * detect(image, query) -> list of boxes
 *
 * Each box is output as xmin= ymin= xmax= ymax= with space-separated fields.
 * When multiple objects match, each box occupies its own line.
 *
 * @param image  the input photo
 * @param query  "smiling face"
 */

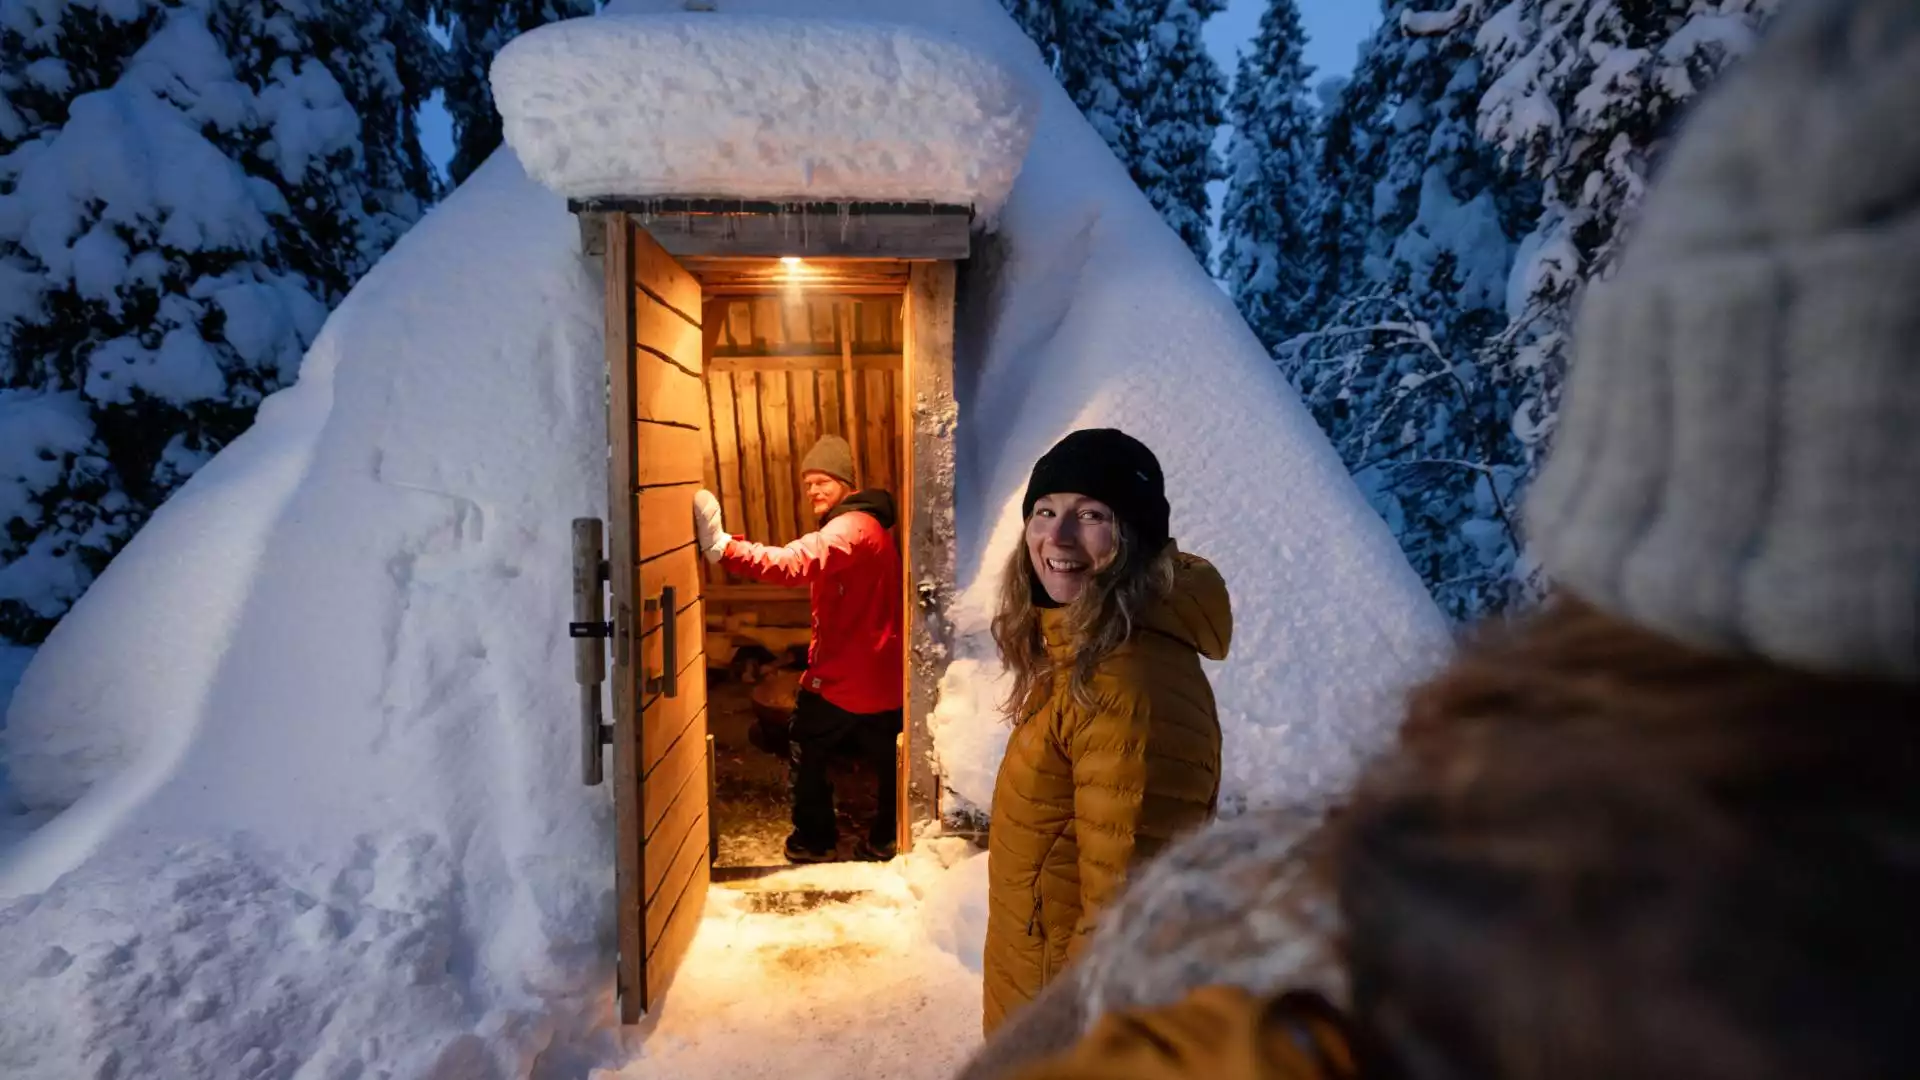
xmin=1026 ymin=492 xmax=1120 ymax=604
xmin=803 ymin=471 xmax=853 ymax=518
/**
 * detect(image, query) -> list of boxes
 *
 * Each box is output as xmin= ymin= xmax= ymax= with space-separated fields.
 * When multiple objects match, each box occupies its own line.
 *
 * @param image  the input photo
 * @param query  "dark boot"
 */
xmin=785 ymin=833 xmax=835 ymax=864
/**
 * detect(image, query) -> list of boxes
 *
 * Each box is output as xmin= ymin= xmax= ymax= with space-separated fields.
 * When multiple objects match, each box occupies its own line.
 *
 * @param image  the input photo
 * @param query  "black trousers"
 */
xmin=789 ymin=690 xmax=902 ymax=851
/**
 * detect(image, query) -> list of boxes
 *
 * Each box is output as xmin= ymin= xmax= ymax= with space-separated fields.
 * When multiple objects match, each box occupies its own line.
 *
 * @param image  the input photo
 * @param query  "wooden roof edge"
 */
xmin=574 ymin=198 xmax=976 ymax=262
xmin=568 ymin=196 xmax=976 ymax=219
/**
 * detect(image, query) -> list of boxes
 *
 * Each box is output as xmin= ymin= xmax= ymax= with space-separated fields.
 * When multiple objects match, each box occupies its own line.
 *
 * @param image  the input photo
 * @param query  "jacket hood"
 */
xmin=823 ymin=488 xmax=896 ymax=531
xmin=1142 ymin=550 xmax=1232 ymax=661
xmin=1040 ymin=548 xmax=1233 ymax=662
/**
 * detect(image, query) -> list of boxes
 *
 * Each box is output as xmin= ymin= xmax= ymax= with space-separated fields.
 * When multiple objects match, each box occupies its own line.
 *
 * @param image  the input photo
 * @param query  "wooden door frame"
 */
xmin=587 ymin=201 xmax=963 ymax=1018
xmin=901 ymin=261 xmax=956 ymax=845
xmin=602 ymin=212 xmax=647 ymax=1022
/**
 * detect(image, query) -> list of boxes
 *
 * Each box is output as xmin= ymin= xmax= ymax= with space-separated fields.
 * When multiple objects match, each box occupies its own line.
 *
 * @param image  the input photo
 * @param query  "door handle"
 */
xmin=645 ymin=585 xmax=680 ymax=699
xmin=660 ymin=585 xmax=679 ymax=699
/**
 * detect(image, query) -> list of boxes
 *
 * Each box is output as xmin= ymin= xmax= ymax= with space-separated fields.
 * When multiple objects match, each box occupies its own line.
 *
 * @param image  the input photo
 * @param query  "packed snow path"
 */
xmin=599 ymin=845 xmax=986 ymax=1080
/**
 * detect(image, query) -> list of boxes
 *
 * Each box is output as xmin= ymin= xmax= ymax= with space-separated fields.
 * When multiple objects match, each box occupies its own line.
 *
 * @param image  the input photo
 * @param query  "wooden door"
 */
xmin=604 ymin=213 xmax=711 ymax=1023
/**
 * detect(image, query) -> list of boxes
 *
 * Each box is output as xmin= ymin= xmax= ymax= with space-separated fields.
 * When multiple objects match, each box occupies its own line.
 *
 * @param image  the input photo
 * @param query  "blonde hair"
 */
xmin=990 ymin=518 xmax=1175 ymax=721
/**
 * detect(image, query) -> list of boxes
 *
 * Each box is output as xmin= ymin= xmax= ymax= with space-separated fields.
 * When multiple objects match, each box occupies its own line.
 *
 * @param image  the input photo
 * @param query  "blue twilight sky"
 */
xmin=1207 ymin=0 xmax=1380 ymax=90
xmin=418 ymin=2 xmax=1382 ymax=190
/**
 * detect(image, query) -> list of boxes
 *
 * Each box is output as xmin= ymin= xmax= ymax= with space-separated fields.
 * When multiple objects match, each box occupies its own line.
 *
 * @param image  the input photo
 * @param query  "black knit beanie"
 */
xmin=1022 ymin=428 xmax=1170 ymax=554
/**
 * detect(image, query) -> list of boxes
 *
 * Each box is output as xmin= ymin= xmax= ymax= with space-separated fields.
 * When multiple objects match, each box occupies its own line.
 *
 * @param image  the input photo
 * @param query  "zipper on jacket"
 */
xmin=1026 ymin=893 xmax=1043 ymax=938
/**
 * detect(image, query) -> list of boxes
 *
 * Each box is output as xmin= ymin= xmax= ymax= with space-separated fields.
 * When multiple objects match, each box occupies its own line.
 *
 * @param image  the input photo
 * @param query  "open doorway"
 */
xmin=576 ymin=206 xmax=959 ymax=1020
xmin=696 ymin=281 xmax=910 ymax=872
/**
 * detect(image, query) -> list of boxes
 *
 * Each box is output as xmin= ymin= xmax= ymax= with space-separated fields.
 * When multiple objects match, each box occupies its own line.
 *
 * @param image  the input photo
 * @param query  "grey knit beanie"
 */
xmin=1527 ymin=0 xmax=1920 ymax=682
xmin=799 ymin=435 xmax=856 ymax=486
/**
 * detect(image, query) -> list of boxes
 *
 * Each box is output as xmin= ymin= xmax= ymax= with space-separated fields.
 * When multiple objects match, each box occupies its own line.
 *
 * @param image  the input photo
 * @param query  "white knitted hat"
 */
xmin=1526 ymin=0 xmax=1920 ymax=681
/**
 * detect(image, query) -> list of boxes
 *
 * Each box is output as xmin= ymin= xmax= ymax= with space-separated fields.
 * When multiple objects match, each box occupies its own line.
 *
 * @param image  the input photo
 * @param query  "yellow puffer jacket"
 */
xmin=1006 ymin=986 xmax=1357 ymax=1080
xmin=981 ymin=550 xmax=1232 ymax=1034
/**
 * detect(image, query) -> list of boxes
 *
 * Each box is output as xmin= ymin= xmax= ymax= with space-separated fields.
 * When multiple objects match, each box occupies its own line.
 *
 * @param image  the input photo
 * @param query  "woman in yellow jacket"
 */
xmin=981 ymin=428 xmax=1232 ymax=1035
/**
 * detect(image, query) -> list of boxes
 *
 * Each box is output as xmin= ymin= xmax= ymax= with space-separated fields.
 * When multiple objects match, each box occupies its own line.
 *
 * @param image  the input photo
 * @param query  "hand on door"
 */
xmin=693 ymin=489 xmax=731 ymax=563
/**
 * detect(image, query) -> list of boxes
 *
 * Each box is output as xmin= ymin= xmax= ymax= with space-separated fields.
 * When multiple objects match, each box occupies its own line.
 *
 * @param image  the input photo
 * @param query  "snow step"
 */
xmin=732 ymin=888 xmax=870 ymax=915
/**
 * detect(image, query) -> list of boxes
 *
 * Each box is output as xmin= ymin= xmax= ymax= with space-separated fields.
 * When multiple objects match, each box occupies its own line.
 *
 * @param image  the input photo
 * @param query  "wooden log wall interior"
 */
xmin=700 ymin=293 xmax=908 ymax=632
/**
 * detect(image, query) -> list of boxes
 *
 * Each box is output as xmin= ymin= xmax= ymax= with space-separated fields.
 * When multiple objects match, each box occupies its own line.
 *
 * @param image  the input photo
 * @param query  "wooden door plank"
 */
xmin=643 ymin=851 xmax=709 ymax=1005
xmin=640 ymin=650 xmax=707 ymax=772
xmin=601 ymin=213 xmax=647 ymax=1025
xmin=642 ymin=700 xmax=709 ymax=837
xmin=645 ymin=806 xmax=710 ymax=949
xmin=643 ymin=760 xmax=708 ymax=901
xmin=636 ymin=486 xmax=697 ymax=565
xmin=633 ymin=227 xmax=701 ymax=324
xmin=636 ymin=353 xmax=707 ymax=428
xmin=635 ymin=422 xmax=707 ymax=488
xmin=762 ymin=371 xmax=797 ymax=543
xmin=636 ymin=293 xmax=704 ymax=377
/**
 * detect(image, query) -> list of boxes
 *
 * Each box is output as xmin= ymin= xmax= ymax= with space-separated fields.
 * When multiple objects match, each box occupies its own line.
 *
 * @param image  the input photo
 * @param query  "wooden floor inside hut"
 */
xmin=709 ymin=672 xmax=886 ymax=870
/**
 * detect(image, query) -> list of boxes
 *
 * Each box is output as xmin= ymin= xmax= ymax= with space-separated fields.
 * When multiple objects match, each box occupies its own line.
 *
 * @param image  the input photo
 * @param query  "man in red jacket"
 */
xmin=693 ymin=436 xmax=904 ymax=863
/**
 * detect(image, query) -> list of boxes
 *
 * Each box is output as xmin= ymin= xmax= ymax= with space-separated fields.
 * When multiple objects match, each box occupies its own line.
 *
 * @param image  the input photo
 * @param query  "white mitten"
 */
xmin=692 ymin=489 xmax=730 ymax=562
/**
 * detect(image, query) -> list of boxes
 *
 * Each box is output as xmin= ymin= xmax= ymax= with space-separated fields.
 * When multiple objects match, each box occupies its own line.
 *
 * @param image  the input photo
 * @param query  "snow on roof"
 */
xmin=0 ymin=0 xmax=1447 ymax=1073
xmin=491 ymin=12 xmax=1041 ymax=219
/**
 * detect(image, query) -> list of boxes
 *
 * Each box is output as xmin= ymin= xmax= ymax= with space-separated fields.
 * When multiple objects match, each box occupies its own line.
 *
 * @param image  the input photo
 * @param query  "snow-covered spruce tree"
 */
xmin=1406 ymin=0 xmax=1778 ymax=603
xmin=1284 ymin=0 xmax=1540 ymax=620
xmin=1002 ymin=0 xmax=1228 ymax=260
xmin=434 ymin=0 xmax=594 ymax=186
xmin=1133 ymin=0 xmax=1228 ymax=264
xmin=1216 ymin=0 xmax=1318 ymax=351
xmin=0 ymin=0 xmax=437 ymax=644
xmin=0 ymin=0 xmax=171 ymax=643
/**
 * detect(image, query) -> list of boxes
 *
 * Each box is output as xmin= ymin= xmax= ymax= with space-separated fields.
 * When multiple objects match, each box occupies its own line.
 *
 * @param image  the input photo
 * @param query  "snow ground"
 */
xmin=0 ymin=832 xmax=987 ymax=1080
xmin=593 ymin=842 xmax=987 ymax=1080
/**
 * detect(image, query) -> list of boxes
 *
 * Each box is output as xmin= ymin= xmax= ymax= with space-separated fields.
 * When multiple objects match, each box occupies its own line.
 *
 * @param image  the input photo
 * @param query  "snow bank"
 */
xmin=0 ymin=153 xmax=618 ymax=1075
xmin=492 ymin=13 xmax=1041 ymax=219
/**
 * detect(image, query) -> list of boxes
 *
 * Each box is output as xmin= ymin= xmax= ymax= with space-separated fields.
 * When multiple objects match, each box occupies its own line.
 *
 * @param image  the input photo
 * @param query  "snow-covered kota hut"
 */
xmin=490 ymin=11 xmax=1043 ymax=1019
xmin=0 ymin=0 xmax=1448 ymax=1056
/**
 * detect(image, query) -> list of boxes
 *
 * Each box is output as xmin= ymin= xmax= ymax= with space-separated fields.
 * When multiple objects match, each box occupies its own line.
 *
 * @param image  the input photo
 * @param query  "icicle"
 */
xmin=838 ymin=201 xmax=852 ymax=243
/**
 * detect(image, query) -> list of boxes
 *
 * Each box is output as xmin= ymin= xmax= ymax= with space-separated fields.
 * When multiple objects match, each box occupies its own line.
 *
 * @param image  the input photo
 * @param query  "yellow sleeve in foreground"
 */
xmin=1005 ymin=986 xmax=1357 ymax=1080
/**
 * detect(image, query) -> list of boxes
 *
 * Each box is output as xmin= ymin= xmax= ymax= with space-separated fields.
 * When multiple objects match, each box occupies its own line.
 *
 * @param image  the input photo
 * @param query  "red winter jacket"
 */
xmin=719 ymin=489 xmax=903 ymax=715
